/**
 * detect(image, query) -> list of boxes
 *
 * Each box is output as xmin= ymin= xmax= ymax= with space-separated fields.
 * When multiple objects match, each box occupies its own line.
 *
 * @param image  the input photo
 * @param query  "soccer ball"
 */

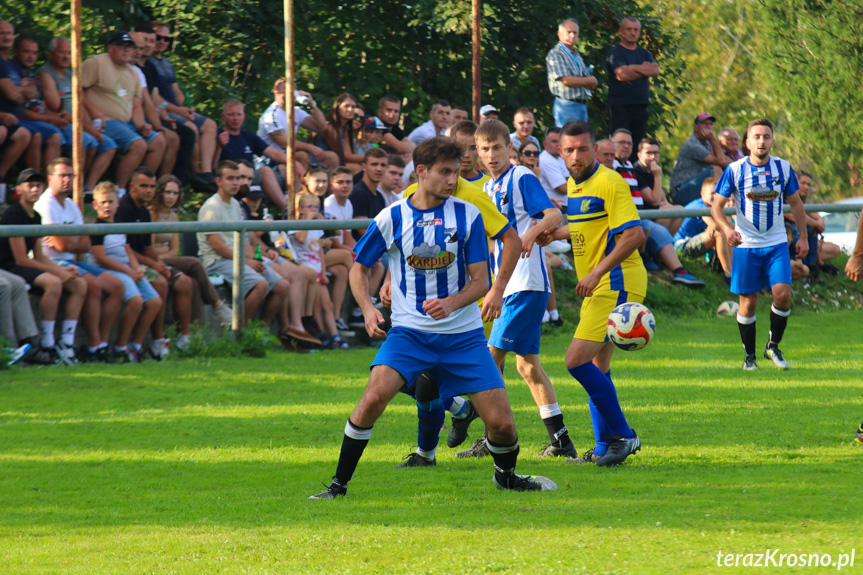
xmin=607 ymin=303 xmax=655 ymax=351
xmin=716 ymin=300 xmax=740 ymax=317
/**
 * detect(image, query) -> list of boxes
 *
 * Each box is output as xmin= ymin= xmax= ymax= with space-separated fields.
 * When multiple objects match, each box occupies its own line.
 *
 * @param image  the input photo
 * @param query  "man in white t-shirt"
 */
xmin=257 ymin=78 xmax=338 ymax=171
xmin=538 ymin=127 xmax=569 ymax=208
xmin=34 ymin=157 xmax=124 ymax=361
xmin=323 ymin=166 xmax=356 ymax=248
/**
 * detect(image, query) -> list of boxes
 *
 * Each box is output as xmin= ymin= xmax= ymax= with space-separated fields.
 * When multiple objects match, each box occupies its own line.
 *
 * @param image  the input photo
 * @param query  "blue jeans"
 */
xmin=553 ymin=97 xmax=588 ymax=127
xmin=671 ymin=166 xmax=714 ymax=206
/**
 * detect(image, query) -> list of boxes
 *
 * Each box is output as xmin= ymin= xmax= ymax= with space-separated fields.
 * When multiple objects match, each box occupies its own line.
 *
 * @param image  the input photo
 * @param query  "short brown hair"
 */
xmin=412 ymin=136 xmax=464 ymax=170
xmin=387 ymin=155 xmax=406 ymax=169
xmin=216 ymin=160 xmax=239 ymax=178
xmin=47 ymin=157 xmax=73 ymax=176
xmin=330 ymin=166 xmax=354 ymax=181
xmin=363 ymin=147 xmax=388 ymax=163
xmin=475 ymin=119 xmax=511 ymax=146
xmin=514 ymin=107 xmax=533 ymax=118
xmin=449 ymin=120 xmax=478 ymax=139
xmin=638 ymin=137 xmax=661 ymax=152
xmin=222 ymin=98 xmax=243 ymax=112
xmin=130 ymin=166 xmax=156 ymax=184
xmin=378 ymin=95 xmax=399 ymax=108
xmin=746 ymin=118 xmax=774 ymax=135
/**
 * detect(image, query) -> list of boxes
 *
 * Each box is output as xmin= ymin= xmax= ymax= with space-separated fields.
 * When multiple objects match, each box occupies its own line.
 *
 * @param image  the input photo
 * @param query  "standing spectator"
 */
xmin=479 ymin=104 xmax=499 ymax=122
xmin=115 ymin=167 xmax=194 ymax=358
xmin=323 ymin=166 xmax=356 ymax=248
xmin=89 ymin=182 xmax=162 ymax=363
xmin=11 ymin=35 xmax=62 ymax=171
xmin=216 ymin=98 xmax=289 ymax=214
xmin=34 ymin=157 xmax=123 ymax=362
xmin=148 ymin=174 xmax=233 ymax=330
xmin=711 ymin=118 xmax=808 ymax=371
xmin=258 ymin=78 xmax=338 ymax=173
xmin=546 ymin=18 xmax=597 ymax=126
xmin=407 ymin=99 xmax=451 ymax=146
xmin=316 ymin=93 xmax=364 ymax=171
xmin=718 ymin=127 xmax=744 ymax=161
xmin=606 ymin=16 xmax=659 ymax=160
xmin=39 ymin=36 xmax=117 ymax=191
xmin=81 ymin=31 xmax=165 ymax=194
xmin=146 ymin=21 xmax=218 ymax=181
xmin=375 ymin=95 xmax=415 ymax=154
xmin=673 ymin=177 xmax=733 ymax=279
xmin=509 ymin=107 xmax=541 ymax=150
xmin=632 ymin=137 xmax=683 ymax=234
xmin=539 ymin=127 xmax=570 ymax=208
xmin=669 ymin=113 xmax=731 ymax=205
xmin=0 ymin=168 xmax=86 ymax=365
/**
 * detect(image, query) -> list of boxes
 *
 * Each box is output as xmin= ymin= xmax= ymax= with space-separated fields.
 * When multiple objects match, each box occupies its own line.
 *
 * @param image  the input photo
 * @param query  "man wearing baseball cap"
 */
xmin=669 ymin=112 xmax=731 ymax=205
xmin=479 ymin=104 xmax=499 ymax=122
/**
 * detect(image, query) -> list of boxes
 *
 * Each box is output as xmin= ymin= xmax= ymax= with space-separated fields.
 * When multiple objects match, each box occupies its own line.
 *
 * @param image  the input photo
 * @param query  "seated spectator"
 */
xmin=538 ymin=126 xmax=569 ymax=209
xmin=323 ymin=166 xmax=356 ymax=248
xmin=148 ymin=174 xmax=233 ymax=330
xmin=314 ymin=93 xmax=363 ymax=172
xmin=11 ymin=35 xmax=62 ymax=171
xmin=146 ymin=21 xmax=217 ymax=181
xmin=379 ymin=154 xmax=406 ymax=206
xmin=128 ymin=31 xmax=182 ymax=182
xmin=258 ymin=77 xmax=338 ymax=173
xmin=39 ymin=36 xmax=117 ymax=191
xmin=518 ymin=140 xmax=542 ymax=179
xmin=376 ymin=95 xmax=415 ymax=154
xmin=632 ymin=137 xmax=683 ymax=234
xmin=34 ymin=157 xmax=124 ymax=362
xmin=0 ymin=168 xmax=87 ymax=365
xmin=407 ymin=99 xmax=451 ymax=145
xmin=81 ymin=31 xmax=166 ymax=193
xmin=355 ymin=115 xmax=388 ymax=156
xmin=786 ymin=170 xmax=841 ymax=279
xmin=115 ymin=167 xmax=193 ymax=358
xmin=198 ymin=160 xmax=317 ymax=344
xmin=301 ymin=166 xmax=329 ymax=199
xmin=595 ymin=138 xmax=616 ymax=168
xmin=0 ymin=267 xmax=41 ymax=362
xmin=451 ymin=105 xmax=469 ymax=124
xmin=216 ymin=98 xmax=289 ymax=213
xmin=350 ymin=147 xmax=389 ymax=241
xmin=785 ymin=222 xmax=810 ymax=282
xmin=0 ymin=21 xmax=33 ymax=191
xmin=479 ymin=104 xmax=499 ymax=122
xmin=673 ymin=177 xmax=733 ymax=280
xmin=509 ymin=107 xmax=541 ymax=150
xmin=718 ymin=127 xmax=743 ymax=162
xmin=89 ymin=182 xmax=162 ymax=363
xmin=669 ymin=113 xmax=731 ymax=205
xmin=612 ymin=129 xmax=705 ymax=287
xmin=289 ymin=193 xmax=350 ymax=349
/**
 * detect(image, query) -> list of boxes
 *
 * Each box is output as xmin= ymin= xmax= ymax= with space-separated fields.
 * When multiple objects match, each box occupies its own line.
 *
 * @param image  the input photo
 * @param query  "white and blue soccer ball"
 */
xmin=716 ymin=300 xmax=740 ymax=317
xmin=607 ymin=302 xmax=656 ymax=351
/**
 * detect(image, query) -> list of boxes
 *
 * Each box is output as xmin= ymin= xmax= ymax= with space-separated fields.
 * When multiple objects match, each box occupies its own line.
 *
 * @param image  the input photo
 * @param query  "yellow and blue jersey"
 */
xmin=567 ymin=162 xmax=647 ymax=295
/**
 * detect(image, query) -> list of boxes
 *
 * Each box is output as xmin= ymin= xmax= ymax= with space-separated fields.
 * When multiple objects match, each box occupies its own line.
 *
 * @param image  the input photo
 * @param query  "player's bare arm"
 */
xmin=577 ymin=225 xmax=644 ymax=297
xmin=423 ymin=260 xmax=490 ymax=321
xmin=350 ymin=262 xmax=386 ymax=337
xmin=711 ymin=194 xmax=742 ymax=247
xmin=520 ymin=207 xmax=562 ymax=259
xmin=482 ymin=226 xmax=522 ymax=322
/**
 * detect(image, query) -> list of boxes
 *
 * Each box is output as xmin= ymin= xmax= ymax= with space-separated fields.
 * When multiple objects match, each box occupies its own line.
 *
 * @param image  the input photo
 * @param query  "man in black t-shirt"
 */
xmin=631 ymin=137 xmax=683 ymax=234
xmin=115 ymin=167 xmax=193 ymax=359
xmin=606 ymin=17 xmax=659 ymax=161
xmin=377 ymin=95 xmax=415 ymax=155
xmin=0 ymin=169 xmax=86 ymax=364
xmin=217 ymin=98 xmax=290 ymax=214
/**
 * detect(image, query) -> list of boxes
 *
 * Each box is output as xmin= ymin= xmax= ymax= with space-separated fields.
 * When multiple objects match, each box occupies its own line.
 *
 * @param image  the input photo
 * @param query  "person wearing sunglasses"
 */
xmin=517 ymin=141 xmax=542 ymax=180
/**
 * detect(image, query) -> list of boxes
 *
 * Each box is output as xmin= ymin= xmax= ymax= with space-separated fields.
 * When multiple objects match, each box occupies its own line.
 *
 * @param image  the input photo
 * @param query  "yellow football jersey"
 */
xmin=567 ymin=163 xmax=647 ymax=295
xmin=403 ymin=177 xmax=510 ymax=240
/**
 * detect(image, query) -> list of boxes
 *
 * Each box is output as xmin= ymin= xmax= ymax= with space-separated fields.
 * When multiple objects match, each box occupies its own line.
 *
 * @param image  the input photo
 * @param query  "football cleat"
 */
xmin=455 ymin=437 xmax=491 ymax=459
xmin=493 ymin=473 xmax=558 ymax=492
xmin=597 ymin=432 xmax=641 ymax=467
xmin=538 ymin=441 xmax=577 ymax=458
xmin=764 ymin=345 xmax=790 ymax=370
xmin=447 ymin=401 xmax=480 ymax=448
xmin=567 ymin=447 xmax=601 ymax=464
xmin=743 ymin=354 xmax=758 ymax=371
xmin=308 ymin=478 xmax=347 ymax=500
xmin=394 ymin=452 xmax=436 ymax=469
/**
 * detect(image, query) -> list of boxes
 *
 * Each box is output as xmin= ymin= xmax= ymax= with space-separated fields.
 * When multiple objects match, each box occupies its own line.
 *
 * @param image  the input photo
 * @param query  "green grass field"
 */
xmin=1 ymin=309 xmax=862 ymax=574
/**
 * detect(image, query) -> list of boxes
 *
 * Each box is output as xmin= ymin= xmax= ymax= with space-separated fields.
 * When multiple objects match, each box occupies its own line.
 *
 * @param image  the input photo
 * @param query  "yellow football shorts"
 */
xmin=575 ymin=290 xmax=645 ymax=342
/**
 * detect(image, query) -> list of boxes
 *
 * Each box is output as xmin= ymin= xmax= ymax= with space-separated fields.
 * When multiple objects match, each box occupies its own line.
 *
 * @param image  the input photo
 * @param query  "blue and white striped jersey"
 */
xmin=484 ymin=164 xmax=555 ymax=296
xmin=354 ymin=195 xmax=489 ymax=334
xmin=715 ymin=156 xmax=799 ymax=248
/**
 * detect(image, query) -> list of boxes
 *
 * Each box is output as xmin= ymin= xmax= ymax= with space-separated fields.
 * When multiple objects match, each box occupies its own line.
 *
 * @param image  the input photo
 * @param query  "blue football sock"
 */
xmin=568 ymin=362 xmax=633 ymax=439
xmin=588 ymin=397 xmax=609 ymax=457
xmin=416 ymin=398 xmax=444 ymax=452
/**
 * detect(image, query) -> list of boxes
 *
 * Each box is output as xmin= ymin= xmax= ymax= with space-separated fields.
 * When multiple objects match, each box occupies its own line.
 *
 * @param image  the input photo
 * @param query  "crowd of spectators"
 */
xmin=0 ymin=16 xmax=851 ymax=366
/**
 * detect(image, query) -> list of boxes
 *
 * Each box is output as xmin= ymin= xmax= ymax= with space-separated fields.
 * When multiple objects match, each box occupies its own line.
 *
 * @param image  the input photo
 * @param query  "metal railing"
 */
xmin=0 ymin=202 xmax=860 ymax=331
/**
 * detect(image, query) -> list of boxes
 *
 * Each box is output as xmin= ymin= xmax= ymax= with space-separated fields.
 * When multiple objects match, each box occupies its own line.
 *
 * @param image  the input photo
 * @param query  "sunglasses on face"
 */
xmin=353 ymin=115 xmax=364 ymax=121
xmin=521 ymin=150 xmax=539 ymax=157
xmin=156 ymin=35 xmax=172 ymax=42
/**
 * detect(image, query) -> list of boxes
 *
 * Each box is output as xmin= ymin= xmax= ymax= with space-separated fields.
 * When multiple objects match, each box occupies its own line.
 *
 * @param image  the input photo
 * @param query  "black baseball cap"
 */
xmin=108 ymin=32 xmax=134 ymax=46
xmin=16 ymin=168 xmax=47 ymax=185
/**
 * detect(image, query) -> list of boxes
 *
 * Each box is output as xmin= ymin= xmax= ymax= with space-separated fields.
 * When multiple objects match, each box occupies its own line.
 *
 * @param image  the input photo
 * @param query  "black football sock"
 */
xmin=487 ymin=437 xmax=519 ymax=486
xmin=737 ymin=313 xmax=757 ymax=356
xmin=334 ymin=419 xmax=373 ymax=486
xmin=767 ymin=305 xmax=790 ymax=347
xmin=539 ymin=403 xmax=571 ymax=447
